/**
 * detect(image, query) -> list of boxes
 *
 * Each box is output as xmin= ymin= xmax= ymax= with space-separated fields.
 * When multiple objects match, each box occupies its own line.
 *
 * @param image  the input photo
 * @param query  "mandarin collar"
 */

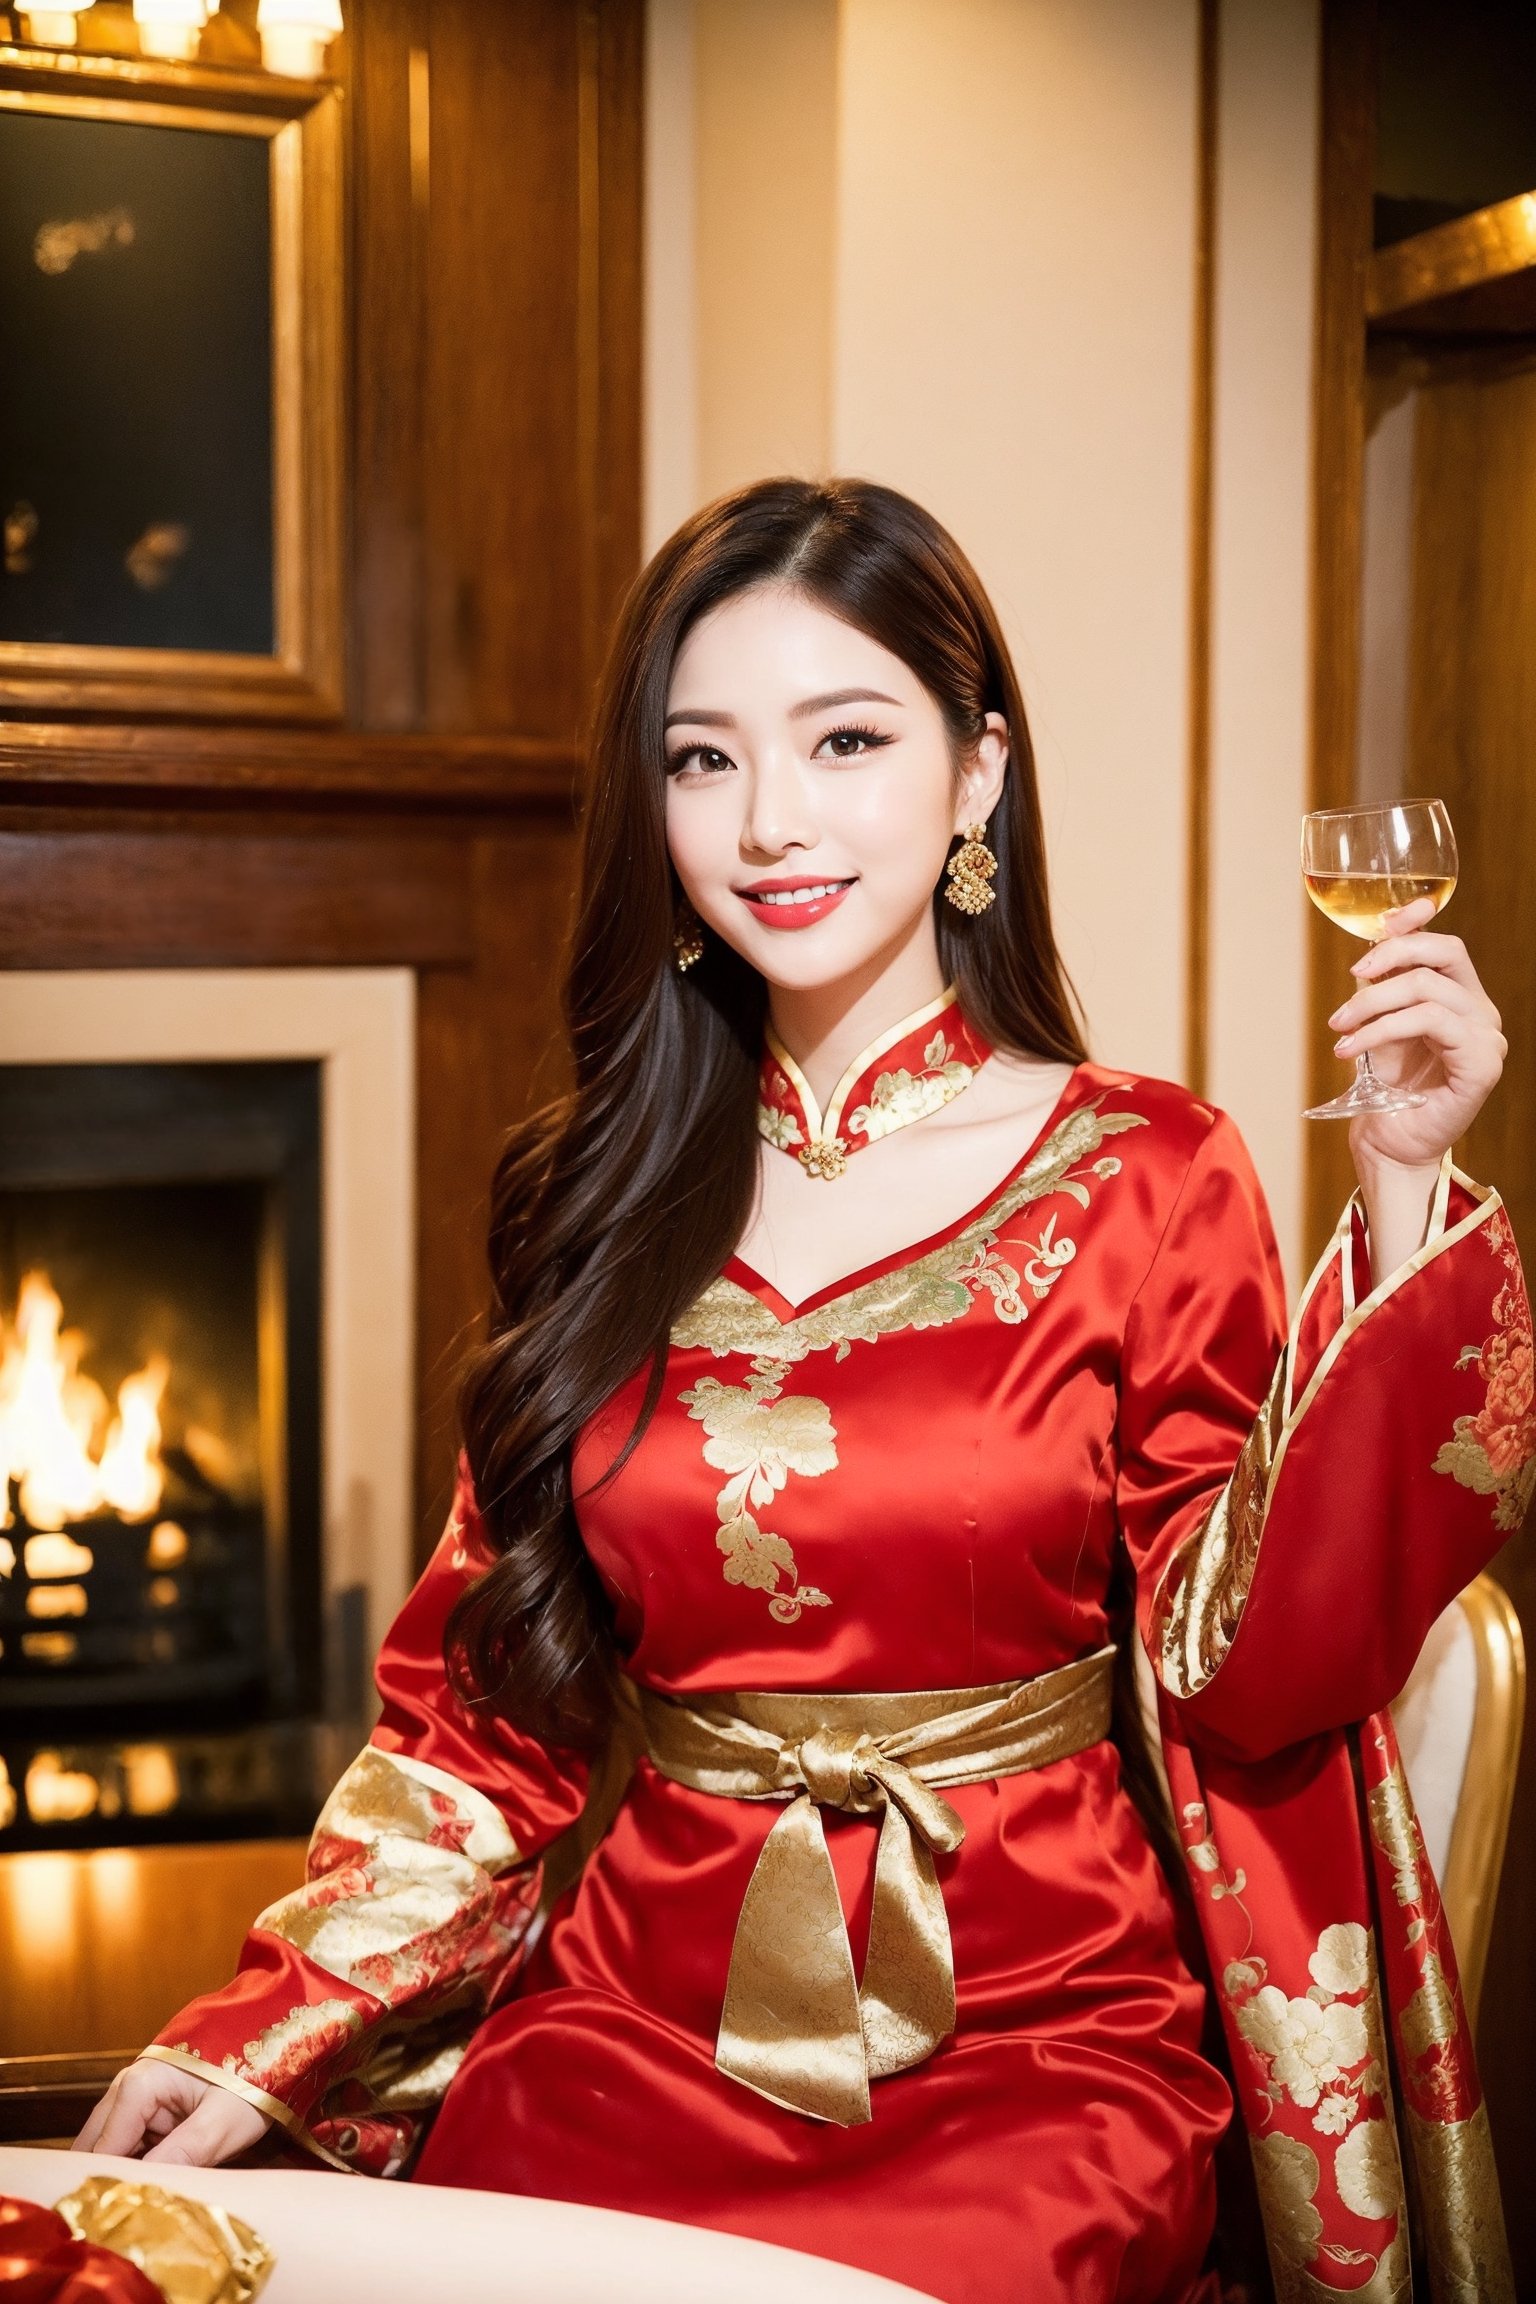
xmin=757 ymin=987 xmax=993 ymax=1179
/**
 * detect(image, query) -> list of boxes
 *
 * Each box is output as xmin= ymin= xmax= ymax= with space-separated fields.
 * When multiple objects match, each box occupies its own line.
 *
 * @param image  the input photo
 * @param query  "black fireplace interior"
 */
xmin=0 ymin=1060 xmax=329 ymax=1850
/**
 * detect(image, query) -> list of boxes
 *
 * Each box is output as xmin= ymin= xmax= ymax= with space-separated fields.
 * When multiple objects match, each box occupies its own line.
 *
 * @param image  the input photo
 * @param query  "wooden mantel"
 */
xmin=0 ymin=722 xmax=580 ymax=812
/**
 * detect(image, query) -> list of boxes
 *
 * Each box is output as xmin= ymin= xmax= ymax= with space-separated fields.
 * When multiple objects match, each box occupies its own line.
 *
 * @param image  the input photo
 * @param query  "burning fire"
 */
xmin=0 ymin=1271 xmax=169 ymax=1534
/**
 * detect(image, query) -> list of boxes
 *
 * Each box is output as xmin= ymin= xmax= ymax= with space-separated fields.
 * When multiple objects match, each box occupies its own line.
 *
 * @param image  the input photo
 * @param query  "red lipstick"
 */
xmin=735 ymin=874 xmax=856 ymax=931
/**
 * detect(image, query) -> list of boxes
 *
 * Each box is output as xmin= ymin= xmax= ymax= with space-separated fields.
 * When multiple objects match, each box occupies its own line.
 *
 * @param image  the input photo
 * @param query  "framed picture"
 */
xmin=0 ymin=45 xmax=342 ymax=720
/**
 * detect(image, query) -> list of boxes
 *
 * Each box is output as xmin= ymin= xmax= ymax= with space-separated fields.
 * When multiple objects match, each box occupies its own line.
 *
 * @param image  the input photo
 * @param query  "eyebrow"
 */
xmin=663 ymin=687 xmax=905 ymax=731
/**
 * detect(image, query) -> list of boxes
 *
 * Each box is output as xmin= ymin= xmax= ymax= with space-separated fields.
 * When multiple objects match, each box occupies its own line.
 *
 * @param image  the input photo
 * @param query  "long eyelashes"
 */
xmin=664 ymin=742 xmax=734 ymax=777
xmin=818 ymin=722 xmax=893 ymax=759
xmin=664 ymin=724 xmax=894 ymax=776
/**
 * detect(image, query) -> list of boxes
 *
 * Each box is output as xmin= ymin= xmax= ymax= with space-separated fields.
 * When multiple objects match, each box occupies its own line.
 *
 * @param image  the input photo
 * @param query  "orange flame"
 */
xmin=0 ymin=1272 xmax=169 ymax=1533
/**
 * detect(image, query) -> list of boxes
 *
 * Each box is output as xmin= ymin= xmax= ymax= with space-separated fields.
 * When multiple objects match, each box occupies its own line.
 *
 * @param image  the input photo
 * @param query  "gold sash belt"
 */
xmin=634 ymin=1645 xmax=1115 ymax=2127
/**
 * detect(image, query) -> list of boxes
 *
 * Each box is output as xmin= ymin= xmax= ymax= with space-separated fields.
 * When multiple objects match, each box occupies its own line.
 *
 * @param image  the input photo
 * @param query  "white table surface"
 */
xmin=0 ymin=2145 xmax=939 ymax=2304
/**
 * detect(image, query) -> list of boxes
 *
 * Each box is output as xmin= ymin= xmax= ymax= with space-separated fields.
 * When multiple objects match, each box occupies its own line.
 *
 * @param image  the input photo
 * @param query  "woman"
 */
xmin=79 ymin=481 xmax=1525 ymax=2303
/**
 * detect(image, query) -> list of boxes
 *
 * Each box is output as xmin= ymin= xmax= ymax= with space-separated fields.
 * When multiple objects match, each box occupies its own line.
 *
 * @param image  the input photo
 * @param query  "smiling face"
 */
xmin=663 ymin=584 xmax=1007 ymax=994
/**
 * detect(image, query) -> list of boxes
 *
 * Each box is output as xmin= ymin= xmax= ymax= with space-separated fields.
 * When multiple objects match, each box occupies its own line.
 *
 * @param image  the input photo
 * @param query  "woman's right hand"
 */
xmin=73 ymin=2059 xmax=273 ymax=2165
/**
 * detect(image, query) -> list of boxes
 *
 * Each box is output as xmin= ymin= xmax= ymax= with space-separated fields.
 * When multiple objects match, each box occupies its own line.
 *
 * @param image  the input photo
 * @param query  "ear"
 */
xmin=953 ymin=712 xmax=1009 ymax=833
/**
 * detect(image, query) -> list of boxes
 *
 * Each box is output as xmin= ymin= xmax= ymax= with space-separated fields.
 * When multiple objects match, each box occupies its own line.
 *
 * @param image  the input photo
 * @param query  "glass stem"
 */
xmin=1357 ymin=934 xmax=1382 ymax=1087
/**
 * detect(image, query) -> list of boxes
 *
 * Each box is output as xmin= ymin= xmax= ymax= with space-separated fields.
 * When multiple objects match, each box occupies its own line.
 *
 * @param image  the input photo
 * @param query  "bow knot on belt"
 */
xmin=635 ymin=1645 xmax=1114 ymax=2126
xmin=788 ymin=1725 xmax=967 ymax=1854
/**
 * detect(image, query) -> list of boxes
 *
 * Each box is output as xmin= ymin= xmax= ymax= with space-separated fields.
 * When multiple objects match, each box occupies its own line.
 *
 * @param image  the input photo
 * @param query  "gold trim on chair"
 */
xmin=1439 ymin=1573 xmax=1526 ymax=2030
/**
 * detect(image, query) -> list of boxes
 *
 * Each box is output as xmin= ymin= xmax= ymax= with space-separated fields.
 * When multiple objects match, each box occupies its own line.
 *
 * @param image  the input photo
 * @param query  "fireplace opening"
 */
xmin=0 ymin=1060 xmax=332 ymax=1851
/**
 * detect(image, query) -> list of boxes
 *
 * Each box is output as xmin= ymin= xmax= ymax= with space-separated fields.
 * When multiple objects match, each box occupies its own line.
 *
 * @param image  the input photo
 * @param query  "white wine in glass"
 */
xmin=1301 ymin=798 xmax=1457 ymax=1119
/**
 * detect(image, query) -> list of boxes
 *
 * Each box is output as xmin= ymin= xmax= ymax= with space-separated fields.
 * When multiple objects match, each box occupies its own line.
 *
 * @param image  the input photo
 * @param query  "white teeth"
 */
xmin=750 ymin=883 xmax=848 ymax=906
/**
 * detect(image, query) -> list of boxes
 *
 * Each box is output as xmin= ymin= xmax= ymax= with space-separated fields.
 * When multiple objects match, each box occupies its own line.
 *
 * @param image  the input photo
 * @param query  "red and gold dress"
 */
xmin=145 ymin=998 xmax=1532 ymax=2304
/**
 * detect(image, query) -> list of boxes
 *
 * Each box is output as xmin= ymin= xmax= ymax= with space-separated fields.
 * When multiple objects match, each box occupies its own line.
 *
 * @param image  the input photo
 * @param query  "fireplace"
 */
xmin=0 ymin=1059 xmax=342 ymax=1849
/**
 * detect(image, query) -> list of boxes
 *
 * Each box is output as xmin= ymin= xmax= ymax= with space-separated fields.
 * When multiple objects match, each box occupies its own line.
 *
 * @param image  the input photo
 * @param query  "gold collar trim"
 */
xmin=758 ymin=987 xmax=993 ymax=1180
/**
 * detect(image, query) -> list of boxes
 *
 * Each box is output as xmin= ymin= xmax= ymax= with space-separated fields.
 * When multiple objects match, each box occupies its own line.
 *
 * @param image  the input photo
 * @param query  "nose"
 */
xmin=741 ymin=744 xmax=818 ymax=862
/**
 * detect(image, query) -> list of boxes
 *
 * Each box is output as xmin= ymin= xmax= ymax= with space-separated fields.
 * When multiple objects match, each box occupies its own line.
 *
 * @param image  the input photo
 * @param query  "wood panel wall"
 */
xmin=1309 ymin=7 xmax=1536 ymax=2280
xmin=0 ymin=0 xmax=644 ymax=1551
xmin=349 ymin=0 xmax=642 ymax=738
xmin=0 ymin=0 xmax=642 ymax=2063
xmin=1398 ymin=349 xmax=1536 ymax=2283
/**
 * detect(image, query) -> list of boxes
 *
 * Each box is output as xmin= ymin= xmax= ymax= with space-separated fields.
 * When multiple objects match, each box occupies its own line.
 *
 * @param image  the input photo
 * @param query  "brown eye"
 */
xmin=666 ymin=744 xmax=735 ymax=776
xmin=815 ymin=723 xmax=891 ymax=761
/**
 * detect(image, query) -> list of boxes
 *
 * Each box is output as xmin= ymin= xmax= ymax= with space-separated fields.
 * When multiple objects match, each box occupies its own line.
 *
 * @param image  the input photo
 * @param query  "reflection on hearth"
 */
xmin=0 ymin=1719 xmax=341 ymax=1843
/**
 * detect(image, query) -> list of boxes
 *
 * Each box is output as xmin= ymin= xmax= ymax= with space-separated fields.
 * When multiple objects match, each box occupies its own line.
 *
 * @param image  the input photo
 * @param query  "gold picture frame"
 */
xmin=0 ymin=44 xmax=342 ymax=720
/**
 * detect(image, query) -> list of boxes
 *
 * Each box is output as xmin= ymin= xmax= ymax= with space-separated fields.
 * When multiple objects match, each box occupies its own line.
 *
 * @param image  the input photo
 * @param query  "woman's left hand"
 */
xmin=1329 ymin=896 xmax=1507 ymax=1176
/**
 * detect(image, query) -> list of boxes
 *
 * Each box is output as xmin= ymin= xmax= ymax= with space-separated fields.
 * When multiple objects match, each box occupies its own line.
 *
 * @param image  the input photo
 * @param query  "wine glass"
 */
xmin=1301 ymin=797 xmax=1458 ymax=1119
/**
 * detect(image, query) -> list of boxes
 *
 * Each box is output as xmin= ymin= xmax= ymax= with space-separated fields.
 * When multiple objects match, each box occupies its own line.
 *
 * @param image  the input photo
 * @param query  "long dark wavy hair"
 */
xmin=448 ymin=476 xmax=1090 ymax=1748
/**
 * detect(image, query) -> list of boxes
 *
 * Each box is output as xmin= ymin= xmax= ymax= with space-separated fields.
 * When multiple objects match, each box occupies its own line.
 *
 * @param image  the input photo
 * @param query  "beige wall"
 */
xmin=644 ymin=0 xmax=838 ymax=533
xmin=831 ymin=0 xmax=1199 ymax=1093
xmin=644 ymin=0 xmax=1320 ymax=1287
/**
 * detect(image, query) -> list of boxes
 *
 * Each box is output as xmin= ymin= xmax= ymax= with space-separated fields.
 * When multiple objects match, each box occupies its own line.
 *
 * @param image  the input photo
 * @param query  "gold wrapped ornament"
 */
xmin=55 ymin=2175 xmax=275 ymax=2304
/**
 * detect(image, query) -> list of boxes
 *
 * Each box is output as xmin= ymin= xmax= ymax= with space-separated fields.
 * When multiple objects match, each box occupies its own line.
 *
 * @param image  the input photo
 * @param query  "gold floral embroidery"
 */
xmin=1250 ymin=2121 xmax=1411 ymax=2298
xmin=304 ymin=1744 xmax=523 ymax=1875
xmin=1367 ymin=1750 xmax=1466 ymax=2103
xmin=1432 ymin=1210 xmax=1536 ymax=1533
xmin=678 ymin=1362 xmax=837 ymax=1622
xmin=675 ymin=1099 xmax=1148 ymax=1366
xmin=1399 ymin=1955 xmax=1460 ymax=2068
xmin=1334 ymin=2118 xmax=1401 ymax=2221
xmin=1363 ymin=1736 xmax=1515 ymax=2296
xmin=1228 ymin=1919 xmax=1391 ymax=2147
xmin=757 ymin=1102 xmax=803 ymax=1152
xmin=1250 ymin=2131 xmax=1324 ymax=2276
xmin=1153 ymin=1350 xmax=1287 ymax=1699
xmin=1182 ymin=1797 xmax=1253 ymax=1926
xmin=756 ymin=986 xmax=993 ymax=1174
xmin=226 ymin=2001 xmax=365 ymax=2097
xmin=845 ymin=1027 xmax=979 ymax=1144
xmin=1238 ymin=1974 xmax=1370 ymax=2120
xmin=1405 ymin=2103 xmax=1515 ymax=2304
xmin=1180 ymin=1797 xmax=1408 ymax=2296
xmin=250 ymin=1745 xmax=537 ymax=2023
xmin=673 ymin=1099 xmax=1143 ymax=1625
xmin=1366 ymin=1757 xmax=1425 ymax=1914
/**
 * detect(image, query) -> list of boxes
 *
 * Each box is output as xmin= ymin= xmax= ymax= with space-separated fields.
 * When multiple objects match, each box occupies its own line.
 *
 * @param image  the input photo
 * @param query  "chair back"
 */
xmin=1392 ymin=1571 xmax=1525 ymax=2027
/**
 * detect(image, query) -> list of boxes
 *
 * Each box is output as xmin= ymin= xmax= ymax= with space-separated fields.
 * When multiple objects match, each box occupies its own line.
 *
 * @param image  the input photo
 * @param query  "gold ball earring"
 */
xmin=943 ymin=823 xmax=998 ymax=914
xmin=672 ymin=900 xmax=706 ymax=972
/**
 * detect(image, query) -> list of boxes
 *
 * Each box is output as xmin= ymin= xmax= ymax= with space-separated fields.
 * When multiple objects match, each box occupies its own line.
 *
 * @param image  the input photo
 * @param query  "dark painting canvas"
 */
xmin=0 ymin=105 xmax=273 ymax=656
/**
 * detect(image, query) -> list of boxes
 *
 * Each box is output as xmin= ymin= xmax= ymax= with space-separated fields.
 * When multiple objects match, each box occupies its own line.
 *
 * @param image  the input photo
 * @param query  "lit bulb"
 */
xmin=256 ymin=0 xmax=342 ymax=78
xmin=133 ymin=0 xmax=210 ymax=61
xmin=17 ymin=1 xmax=94 ymax=47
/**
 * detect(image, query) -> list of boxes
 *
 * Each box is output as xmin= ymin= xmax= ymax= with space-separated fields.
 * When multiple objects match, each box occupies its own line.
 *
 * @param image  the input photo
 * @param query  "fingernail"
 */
xmin=1334 ymin=1034 xmax=1354 ymax=1053
xmin=1350 ymin=957 xmax=1369 ymax=975
xmin=1328 ymin=1006 xmax=1347 ymax=1026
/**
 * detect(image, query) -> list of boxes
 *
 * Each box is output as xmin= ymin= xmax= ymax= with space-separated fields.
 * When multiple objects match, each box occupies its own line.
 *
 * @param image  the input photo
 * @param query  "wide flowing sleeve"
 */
xmin=1118 ymin=1107 xmax=1535 ymax=1762
xmin=140 ymin=1454 xmax=592 ymax=2175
